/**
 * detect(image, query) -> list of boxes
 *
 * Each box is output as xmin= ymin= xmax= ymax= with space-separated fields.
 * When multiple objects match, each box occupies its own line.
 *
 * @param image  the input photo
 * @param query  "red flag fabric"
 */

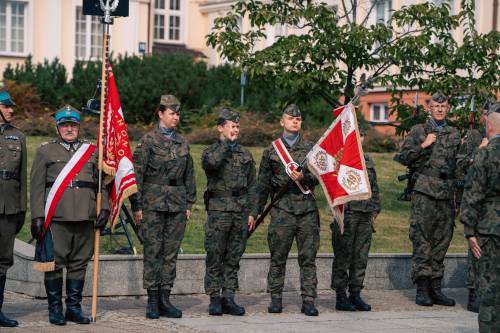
xmin=103 ymin=64 xmax=138 ymax=230
xmin=307 ymin=103 xmax=371 ymax=231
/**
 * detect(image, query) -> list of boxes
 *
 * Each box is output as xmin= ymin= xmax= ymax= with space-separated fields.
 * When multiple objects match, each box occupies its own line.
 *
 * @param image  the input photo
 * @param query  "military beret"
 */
xmin=217 ymin=108 xmax=240 ymax=125
xmin=54 ymin=105 xmax=81 ymax=125
xmin=283 ymin=104 xmax=301 ymax=117
xmin=0 ymin=87 xmax=16 ymax=107
xmin=487 ymin=102 xmax=500 ymax=115
xmin=431 ymin=92 xmax=448 ymax=103
xmin=160 ymin=94 xmax=181 ymax=113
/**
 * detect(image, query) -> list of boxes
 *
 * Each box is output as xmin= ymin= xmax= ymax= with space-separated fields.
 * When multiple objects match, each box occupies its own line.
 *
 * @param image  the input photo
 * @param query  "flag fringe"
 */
xmin=102 ymin=163 xmax=116 ymax=176
xmin=110 ymin=184 xmax=138 ymax=232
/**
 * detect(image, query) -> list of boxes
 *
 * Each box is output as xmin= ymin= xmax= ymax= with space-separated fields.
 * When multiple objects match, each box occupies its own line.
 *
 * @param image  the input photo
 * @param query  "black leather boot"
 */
xmin=349 ymin=291 xmax=371 ymax=311
xmin=335 ymin=291 xmax=356 ymax=311
xmin=415 ymin=278 xmax=434 ymax=306
xmin=467 ymin=288 xmax=479 ymax=313
xmin=0 ymin=274 xmax=18 ymax=327
xmin=221 ymin=297 xmax=245 ymax=316
xmin=159 ymin=289 xmax=182 ymax=318
xmin=65 ymin=279 xmax=90 ymax=324
xmin=267 ymin=295 xmax=282 ymax=313
xmin=430 ymin=278 xmax=455 ymax=306
xmin=146 ymin=289 xmax=160 ymax=319
xmin=44 ymin=278 xmax=66 ymax=325
xmin=301 ymin=300 xmax=319 ymax=316
xmin=208 ymin=295 xmax=222 ymax=315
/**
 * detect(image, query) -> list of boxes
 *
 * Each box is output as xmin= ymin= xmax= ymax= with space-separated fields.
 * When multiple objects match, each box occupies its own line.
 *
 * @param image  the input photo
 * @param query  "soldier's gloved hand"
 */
xmin=31 ymin=218 xmax=45 ymax=241
xmin=95 ymin=209 xmax=110 ymax=231
xmin=15 ymin=212 xmax=26 ymax=234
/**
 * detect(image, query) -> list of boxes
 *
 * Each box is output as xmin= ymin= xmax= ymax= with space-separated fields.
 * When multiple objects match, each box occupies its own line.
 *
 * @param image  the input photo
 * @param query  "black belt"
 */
xmin=207 ymin=188 xmax=248 ymax=198
xmin=46 ymin=180 xmax=97 ymax=190
xmin=0 ymin=170 xmax=19 ymax=181
xmin=286 ymin=183 xmax=306 ymax=194
xmin=419 ymin=169 xmax=453 ymax=180
xmin=144 ymin=178 xmax=184 ymax=186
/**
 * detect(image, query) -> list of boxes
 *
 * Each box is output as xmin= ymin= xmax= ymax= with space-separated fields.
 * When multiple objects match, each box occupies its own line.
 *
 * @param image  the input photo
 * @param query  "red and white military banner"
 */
xmin=307 ymin=103 xmax=371 ymax=231
xmin=272 ymin=138 xmax=311 ymax=195
xmin=103 ymin=63 xmax=138 ymax=230
xmin=44 ymin=143 xmax=96 ymax=230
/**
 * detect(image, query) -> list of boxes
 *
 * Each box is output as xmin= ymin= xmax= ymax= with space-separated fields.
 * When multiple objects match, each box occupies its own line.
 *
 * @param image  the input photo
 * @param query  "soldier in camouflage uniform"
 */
xmin=0 ymin=88 xmax=26 ymax=327
xmin=331 ymin=128 xmax=381 ymax=312
xmin=250 ymin=104 xmax=320 ymax=316
xmin=30 ymin=105 xmax=110 ymax=326
xmin=202 ymin=108 xmax=256 ymax=316
xmin=394 ymin=92 xmax=460 ymax=307
xmin=130 ymin=95 xmax=196 ymax=319
xmin=460 ymin=102 xmax=500 ymax=333
xmin=456 ymin=107 xmax=489 ymax=313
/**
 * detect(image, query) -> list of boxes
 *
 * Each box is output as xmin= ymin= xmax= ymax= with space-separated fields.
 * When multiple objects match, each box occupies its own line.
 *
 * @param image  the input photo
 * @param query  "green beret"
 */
xmin=217 ymin=108 xmax=240 ymax=125
xmin=431 ymin=92 xmax=448 ymax=103
xmin=283 ymin=104 xmax=301 ymax=117
xmin=160 ymin=94 xmax=181 ymax=113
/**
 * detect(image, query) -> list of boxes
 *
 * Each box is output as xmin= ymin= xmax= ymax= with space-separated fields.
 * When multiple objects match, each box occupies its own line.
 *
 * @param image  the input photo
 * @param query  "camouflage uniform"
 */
xmin=331 ymin=153 xmax=380 ymax=293
xmin=394 ymin=118 xmax=460 ymax=283
xmin=253 ymin=135 xmax=319 ymax=301
xmin=460 ymin=134 xmax=500 ymax=333
xmin=202 ymin=139 xmax=256 ymax=297
xmin=131 ymin=126 xmax=196 ymax=291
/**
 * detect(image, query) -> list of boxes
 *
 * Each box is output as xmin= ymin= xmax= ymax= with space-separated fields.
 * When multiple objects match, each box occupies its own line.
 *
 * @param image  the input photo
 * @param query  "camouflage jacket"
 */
xmin=394 ymin=119 xmax=460 ymax=200
xmin=455 ymin=127 xmax=486 ymax=203
xmin=30 ymin=139 xmax=109 ymax=222
xmin=202 ymin=140 xmax=256 ymax=212
xmin=130 ymin=125 xmax=196 ymax=212
xmin=252 ymin=136 xmax=318 ymax=217
xmin=460 ymin=136 xmax=500 ymax=238
xmin=345 ymin=153 xmax=381 ymax=215
xmin=0 ymin=124 xmax=27 ymax=215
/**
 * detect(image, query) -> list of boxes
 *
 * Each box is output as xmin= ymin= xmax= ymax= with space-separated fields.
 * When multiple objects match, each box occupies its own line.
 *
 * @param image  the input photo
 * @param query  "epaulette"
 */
xmin=40 ymin=139 xmax=57 ymax=147
xmin=81 ymin=139 xmax=93 ymax=144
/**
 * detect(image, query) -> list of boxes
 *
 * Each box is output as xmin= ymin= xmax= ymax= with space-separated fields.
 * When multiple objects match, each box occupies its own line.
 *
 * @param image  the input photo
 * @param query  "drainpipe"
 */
xmin=493 ymin=0 xmax=498 ymax=31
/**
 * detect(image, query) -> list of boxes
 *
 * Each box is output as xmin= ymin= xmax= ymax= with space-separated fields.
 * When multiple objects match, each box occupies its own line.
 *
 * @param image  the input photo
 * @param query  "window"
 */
xmin=154 ymin=0 xmax=182 ymax=43
xmin=374 ymin=0 xmax=392 ymax=24
xmin=370 ymin=103 xmax=389 ymax=122
xmin=75 ymin=6 xmax=102 ymax=60
xmin=0 ymin=0 xmax=28 ymax=55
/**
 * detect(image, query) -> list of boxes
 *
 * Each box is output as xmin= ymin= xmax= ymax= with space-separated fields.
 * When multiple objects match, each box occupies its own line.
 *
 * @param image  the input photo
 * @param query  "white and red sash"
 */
xmin=272 ymin=138 xmax=311 ymax=195
xmin=43 ymin=143 xmax=96 ymax=230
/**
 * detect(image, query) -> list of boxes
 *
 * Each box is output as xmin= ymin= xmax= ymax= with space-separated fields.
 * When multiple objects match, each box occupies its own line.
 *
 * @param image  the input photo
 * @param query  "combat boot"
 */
xmin=159 ymin=289 xmax=182 ymax=318
xmin=0 ymin=274 xmax=18 ymax=327
xmin=429 ymin=278 xmax=455 ymax=306
xmin=65 ymin=279 xmax=90 ymax=324
xmin=467 ymin=288 xmax=479 ymax=313
xmin=267 ymin=295 xmax=282 ymax=313
xmin=146 ymin=289 xmax=160 ymax=319
xmin=415 ymin=278 xmax=433 ymax=306
xmin=208 ymin=295 xmax=222 ymax=316
xmin=349 ymin=291 xmax=371 ymax=311
xmin=221 ymin=297 xmax=245 ymax=316
xmin=301 ymin=300 xmax=319 ymax=316
xmin=44 ymin=278 xmax=66 ymax=325
xmin=335 ymin=291 xmax=356 ymax=311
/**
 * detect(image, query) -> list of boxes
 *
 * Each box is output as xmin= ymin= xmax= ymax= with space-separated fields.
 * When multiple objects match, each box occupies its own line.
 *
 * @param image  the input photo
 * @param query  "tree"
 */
xmin=206 ymin=0 xmax=499 ymax=132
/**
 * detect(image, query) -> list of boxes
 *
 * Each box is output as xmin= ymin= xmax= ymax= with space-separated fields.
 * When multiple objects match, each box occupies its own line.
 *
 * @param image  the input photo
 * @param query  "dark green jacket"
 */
xmin=0 ymin=124 xmax=27 ymax=215
xmin=460 ymin=136 xmax=500 ymax=238
xmin=202 ymin=140 xmax=256 ymax=212
xmin=253 ymin=136 xmax=318 ymax=217
xmin=130 ymin=126 xmax=196 ymax=212
xmin=345 ymin=153 xmax=381 ymax=215
xmin=394 ymin=119 xmax=460 ymax=200
xmin=30 ymin=139 xmax=109 ymax=221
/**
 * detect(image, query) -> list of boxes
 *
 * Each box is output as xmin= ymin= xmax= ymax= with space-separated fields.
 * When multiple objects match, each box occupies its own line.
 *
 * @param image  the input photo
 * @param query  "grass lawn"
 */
xmin=18 ymin=136 xmax=467 ymax=254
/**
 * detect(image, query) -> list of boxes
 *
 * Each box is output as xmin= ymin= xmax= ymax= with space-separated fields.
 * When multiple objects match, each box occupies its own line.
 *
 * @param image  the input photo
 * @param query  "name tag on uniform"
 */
xmin=5 ymin=135 xmax=19 ymax=140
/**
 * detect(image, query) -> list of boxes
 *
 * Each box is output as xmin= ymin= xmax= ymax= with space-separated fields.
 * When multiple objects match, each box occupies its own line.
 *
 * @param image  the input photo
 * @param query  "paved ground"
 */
xmin=2 ymin=288 xmax=478 ymax=332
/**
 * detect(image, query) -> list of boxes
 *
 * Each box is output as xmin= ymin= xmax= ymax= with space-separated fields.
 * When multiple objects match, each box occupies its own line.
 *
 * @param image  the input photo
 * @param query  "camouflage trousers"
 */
xmin=476 ymin=236 xmax=500 ymax=333
xmin=409 ymin=192 xmax=454 ymax=283
xmin=331 ymin=211 xmax=373 ymax=293
xmin=267 ymin=208 xmax=319 ymax=301
xmin=141 ymin=210 xmax=187 ymax=290
xmin=0 ymin=214 xmax=17 ymax=275
xmin=467 ymin=248 xmax=478 ymax=289
xmin=204 ymin=211 xmax=248 ymax=297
